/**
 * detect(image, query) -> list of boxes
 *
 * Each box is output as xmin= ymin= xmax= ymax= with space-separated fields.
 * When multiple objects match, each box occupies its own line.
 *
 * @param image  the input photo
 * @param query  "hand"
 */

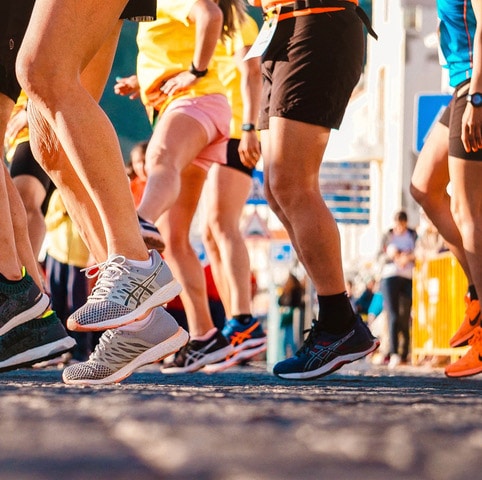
xmin=5 ymin=109 xmax=28 ymax=144
xmin=114 ymin=75 xmax=140 ymax=99
xmin=239 ymin=131 xmax=261 ymax=169
xmin=160 ymin=71 xmax=200 ymax=96
xmin=461 ymin=103 xmax=482 ymax=152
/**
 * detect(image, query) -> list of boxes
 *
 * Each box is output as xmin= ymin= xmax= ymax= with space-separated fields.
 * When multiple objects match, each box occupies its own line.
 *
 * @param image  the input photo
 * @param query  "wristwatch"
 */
xmin=467 ymin=92 xmax=482 ymax=107
xmin=241 ymin=123 xmax=256 ymax=132
xmin=188 ymin=62 xmax=208 ymax=78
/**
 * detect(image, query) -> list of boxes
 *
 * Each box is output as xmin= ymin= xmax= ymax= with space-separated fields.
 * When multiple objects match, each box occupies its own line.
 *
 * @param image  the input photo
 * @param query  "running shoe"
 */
xmin=445 ymin=326 xmax=482 ymax=378
xmin=67 ymin=250 xmax=182 ymax=331
xmin=161 ymin=329 xmax=233 ymax=374
xmin=0 ymin=269 xmax=50 ymax=335
xmin=203 ymin=317 xmax=267 ymax=373
xmin=0 ymin=310 xmax=76 ymax=373
xmin=449 ymin=297 xmax=480 ymax=348
xmin=138 ymin=215 xmax=165 ymax=253
xmin=63 ymin=307 xmax=188 ymax=385
xmin=273 ymin=315 xmax=380 ymax=380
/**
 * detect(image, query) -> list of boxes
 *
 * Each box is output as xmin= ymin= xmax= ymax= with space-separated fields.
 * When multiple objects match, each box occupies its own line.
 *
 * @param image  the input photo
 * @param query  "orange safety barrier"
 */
xmin=412 ymin=252 xmax=469 ymax=364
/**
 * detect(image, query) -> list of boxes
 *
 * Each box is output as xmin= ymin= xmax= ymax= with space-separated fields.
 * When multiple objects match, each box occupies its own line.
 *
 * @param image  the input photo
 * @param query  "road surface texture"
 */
xmin=1 ymin=361 xmax=481 ymax=480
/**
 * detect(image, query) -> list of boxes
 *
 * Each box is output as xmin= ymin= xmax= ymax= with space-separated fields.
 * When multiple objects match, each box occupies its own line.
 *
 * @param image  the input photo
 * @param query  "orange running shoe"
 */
xmin=449 ymin=298 xmax=480 ymax=348
xmin=445 ymin=327 xmax=482 ymax=378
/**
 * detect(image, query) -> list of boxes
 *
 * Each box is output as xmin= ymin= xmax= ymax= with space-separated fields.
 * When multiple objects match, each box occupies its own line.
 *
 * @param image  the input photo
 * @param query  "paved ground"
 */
xmin=1 ymin=360 xmax=482 ymax=480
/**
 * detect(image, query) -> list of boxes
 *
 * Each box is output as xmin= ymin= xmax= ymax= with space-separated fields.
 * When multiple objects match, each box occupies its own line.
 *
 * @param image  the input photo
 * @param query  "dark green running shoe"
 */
xmin=0 ymin=271 xmax=50 ymax=336
xmin=0 ymin=310 xmax=76 ymax=373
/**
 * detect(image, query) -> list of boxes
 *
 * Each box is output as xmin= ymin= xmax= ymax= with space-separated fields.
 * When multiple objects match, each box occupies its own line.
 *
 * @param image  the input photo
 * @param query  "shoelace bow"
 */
xmin=89 ymin=329 xmax=117 ymax=361
xmin=82 ymin=255 xmax=129 ymax=300
xmin=297 ymin=320 xmax=320 ymax=355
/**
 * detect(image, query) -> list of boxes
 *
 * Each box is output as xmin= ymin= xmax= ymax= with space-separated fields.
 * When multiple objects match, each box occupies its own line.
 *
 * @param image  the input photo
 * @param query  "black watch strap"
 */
xmin=189 ymin=62 xmax=208 ymax=78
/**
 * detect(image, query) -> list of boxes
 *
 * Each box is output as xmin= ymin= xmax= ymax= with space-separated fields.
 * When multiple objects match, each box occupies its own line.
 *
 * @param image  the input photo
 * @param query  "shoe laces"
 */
xmin=89 ymin=329 xmax=118 ymax=362
xmin=297 ymin=320 xmax=320 ymax=355
xmin=85 ymin=255 xmax=130 ymax=301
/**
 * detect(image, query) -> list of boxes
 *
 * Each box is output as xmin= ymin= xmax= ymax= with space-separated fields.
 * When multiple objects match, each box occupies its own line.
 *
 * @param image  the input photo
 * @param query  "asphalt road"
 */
xmin=1 ymin=361 xmax=482 ymax=480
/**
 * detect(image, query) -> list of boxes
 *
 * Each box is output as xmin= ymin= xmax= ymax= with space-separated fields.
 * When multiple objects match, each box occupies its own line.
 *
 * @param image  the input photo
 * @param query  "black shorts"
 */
xmin=259 ymin=5 xmax=364 ymax=130
xmin=120 ymin=0 xmax=156 ymax=22
xmin=0 ymin=0 xmax=35 ymax=102
xmin=222 ymin=139 xmax=254 ymax=177
xmin=9 ymin=141 xmax=56 ymax=215
xmin=444 ymin=79 xmax=482 ymax=161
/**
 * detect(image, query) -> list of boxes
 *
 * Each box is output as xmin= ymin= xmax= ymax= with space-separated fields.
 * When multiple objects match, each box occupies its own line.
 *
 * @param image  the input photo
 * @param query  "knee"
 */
xmin=409 ymin=181 xmax=426 ymax=207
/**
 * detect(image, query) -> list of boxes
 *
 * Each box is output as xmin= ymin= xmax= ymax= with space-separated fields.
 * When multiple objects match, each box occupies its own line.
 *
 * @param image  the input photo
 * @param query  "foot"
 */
xmin=161 ymin=329 xmax=233 ymax=374
xmin=0 ymin=310 xmax=76 ymax=373
xmin=449 ymin=297 xmax=480 ymax=348
xmin=67 ymin=250 xmax=182 ymax=331
xmin=63 ymin=307 xmax=188 ymax=385
xmin=445 ymin=326 xmax=482 ymax=378
xmin=0 ymin=271 xmax=50 ymax=335
xmin=203 ymin=317 xmax=267 ymax=373
xmin=273 ymin=315 xmax=380 ymax=380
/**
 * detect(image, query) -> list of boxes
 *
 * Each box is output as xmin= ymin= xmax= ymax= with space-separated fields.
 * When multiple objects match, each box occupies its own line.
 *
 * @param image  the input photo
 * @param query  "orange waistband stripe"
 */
xmin=278 ymin=6 xmax=344 ymax=21
xmin=261 ymin=0 xmax=358 ymax=9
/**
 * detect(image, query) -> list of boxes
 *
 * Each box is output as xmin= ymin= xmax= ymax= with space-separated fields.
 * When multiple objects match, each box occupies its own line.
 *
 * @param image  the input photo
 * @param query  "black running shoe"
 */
xmin=161 ymin=329 xmax=233 ymax=373
xmin=0 ymin=310 xmax=76 ymax=372
xmin=273 ymin=315 xmax=380 ymax=380
xmin=0 ymin=270 xmax=50 ymax=336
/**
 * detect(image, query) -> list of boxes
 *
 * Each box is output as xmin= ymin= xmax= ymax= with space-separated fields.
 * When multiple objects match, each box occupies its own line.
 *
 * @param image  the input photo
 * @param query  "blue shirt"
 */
xmin=438 ymin=0 xmax=476 ymax=87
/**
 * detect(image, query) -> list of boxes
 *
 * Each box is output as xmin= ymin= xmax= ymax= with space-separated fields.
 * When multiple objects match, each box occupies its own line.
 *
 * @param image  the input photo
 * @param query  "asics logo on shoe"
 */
xmin=305 ymin=329 xmax=355 ymax=371
xmin=469 ymin=310 xmax=481 ymax=327
xmin=184 ymin=339 xmax=217 ymax=366
xmin=120 ymin=267 xmax=164 ymax=307
xmin=229 ymin=321 xmax=261 ymax=346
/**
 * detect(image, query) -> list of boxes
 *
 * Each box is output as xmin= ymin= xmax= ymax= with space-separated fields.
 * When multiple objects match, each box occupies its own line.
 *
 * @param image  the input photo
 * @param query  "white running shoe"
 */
xmin=67 ymin=250 xmax=182 ymax=332
xmin=63 ymin=307 xmax=188 ymax=385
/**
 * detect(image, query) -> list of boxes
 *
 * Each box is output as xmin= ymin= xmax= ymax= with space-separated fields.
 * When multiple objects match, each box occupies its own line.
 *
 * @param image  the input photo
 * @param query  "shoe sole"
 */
xmin=67 ymin=279 xmax=182 ymax=332
xmin=0 ymin=293 xmax=50 ymax=336
xmin=203 ymin=342 xmax=268 ymax=373
xmin=161 ymin=344 xmax=234 ymax=374
xmin=275 ymin=339 xmax=380 ymax=380
xmin=0 ymin=336 xmax=76 ymax=373
xmin=445 ymin=364 xmax=482 ymax=378
xmin=63 ymin=327 xmax=189 ymax=385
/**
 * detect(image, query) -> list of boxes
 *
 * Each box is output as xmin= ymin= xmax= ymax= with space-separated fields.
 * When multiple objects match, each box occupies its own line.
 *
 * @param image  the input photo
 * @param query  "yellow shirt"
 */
xmin=136 ymin=0 xmax=226 ymax=117
xmin=45 ymin=190 xmax=91 ymax=269
xmin=5 ymin=90 xmax=29 ymax=163
xmin=213 ymin=15 xmax=259 ymax=139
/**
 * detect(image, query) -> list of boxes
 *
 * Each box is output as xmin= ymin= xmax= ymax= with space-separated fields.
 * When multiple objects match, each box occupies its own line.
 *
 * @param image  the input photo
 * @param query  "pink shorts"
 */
xmin=163 ymin=94 xmax=231 ymax=171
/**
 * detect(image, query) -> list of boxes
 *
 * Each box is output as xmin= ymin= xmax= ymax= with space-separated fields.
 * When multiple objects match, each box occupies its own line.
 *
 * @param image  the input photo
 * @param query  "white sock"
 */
xmin=190 ymin=327 xmax=217 ymax=341
xmin=126 ymin=252 xmax=153 ymax=269
xmin=121 ymin=309 xmax=155 ymax=332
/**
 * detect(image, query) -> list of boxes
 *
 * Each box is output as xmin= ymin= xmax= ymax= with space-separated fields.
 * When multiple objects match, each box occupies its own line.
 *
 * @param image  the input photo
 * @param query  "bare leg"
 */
xmin=16 ymin=0 xmax=147 ymax=261
xmin=261 ymin=118 xmax=344 ymax=295
xmin=158 ymin=165 xmax=212 ymax=337
xmin=410 ymin=121 xmax=472 ymax=282
xmin=449 ymin=157 xmax=482 ymax=303
xmin=203 ymin=164 xmax=253 ymax=318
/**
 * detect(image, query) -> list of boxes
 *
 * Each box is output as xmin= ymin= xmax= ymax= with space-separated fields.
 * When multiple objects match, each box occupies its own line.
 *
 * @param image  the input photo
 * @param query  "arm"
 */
xmin=462 ymin=0 xmax=482 ymax=152
xmin=161 ymin=0 xmax=223 ymax=96
xmin=235 ymin=47 xmax=263 ymax=168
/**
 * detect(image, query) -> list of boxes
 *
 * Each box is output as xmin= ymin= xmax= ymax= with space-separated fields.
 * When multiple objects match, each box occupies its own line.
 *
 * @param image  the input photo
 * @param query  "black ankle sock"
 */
xmin=468 ymin=284 xmax=478 ymax=301
xmin=317 ymin=292 xmax=356 ymax=334
xmin=233 ymin=314 xmax=252 ymax=325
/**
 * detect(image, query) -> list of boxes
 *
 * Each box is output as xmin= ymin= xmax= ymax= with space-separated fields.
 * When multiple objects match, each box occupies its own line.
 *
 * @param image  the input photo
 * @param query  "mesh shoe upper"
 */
xmin=0 ymin=272 xmax=50 ymax=335
xmin=0 ymin=310 xmax=76 ymax=372
xmin=445 ymin=327 xmax=482 ymax=378
xmin=449 ymin=298 xmax=481 ymax=348
xmin=63 ymin=307 xmax=188 ymax=385
xmin=273 ymin=315 xmax=379 ymax=380
xmin=67 ymin=250 xmax=181 ymax=331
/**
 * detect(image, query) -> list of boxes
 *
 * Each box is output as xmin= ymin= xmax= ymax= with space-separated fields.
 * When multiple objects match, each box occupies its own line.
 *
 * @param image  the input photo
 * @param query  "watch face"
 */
xmin=470 ymin=93 xmax=482 ymax=107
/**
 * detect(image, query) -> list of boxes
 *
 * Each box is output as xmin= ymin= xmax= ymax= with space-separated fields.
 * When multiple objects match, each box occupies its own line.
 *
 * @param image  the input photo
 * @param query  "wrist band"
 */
xmin=189 ymin=62 xmax=208 ymax=78
xmin=242 ymin=123 xmax=256 ymax=132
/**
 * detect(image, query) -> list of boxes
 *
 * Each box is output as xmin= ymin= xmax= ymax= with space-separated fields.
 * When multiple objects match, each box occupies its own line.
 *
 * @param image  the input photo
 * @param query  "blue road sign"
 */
xmin=414 ymin=93 xmax=452 ymax=154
